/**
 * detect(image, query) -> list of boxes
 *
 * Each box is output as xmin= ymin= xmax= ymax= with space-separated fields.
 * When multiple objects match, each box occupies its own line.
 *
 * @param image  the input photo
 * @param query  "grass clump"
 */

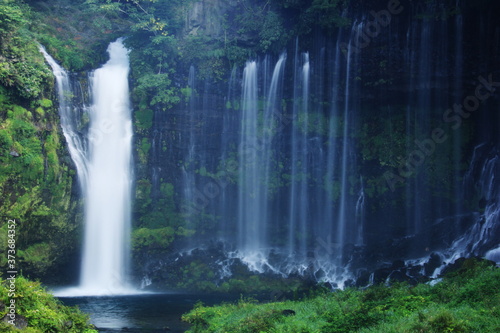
xmin=0 ymin=276 xmax=97 ymax=332
xmin=182 ymin=258 xmax=500 ymax=332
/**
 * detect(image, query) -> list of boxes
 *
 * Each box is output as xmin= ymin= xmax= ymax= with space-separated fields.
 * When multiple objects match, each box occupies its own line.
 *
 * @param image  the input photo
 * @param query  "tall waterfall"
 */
xmin=288 ymin=52 xmax=309 ymax=258
xmin=42 ymin=39 xmax=134 ymax=296
xmin=182 ymin=65 xmax=197 ymax=238
xmin=235 ymin=55 xmax=288 ymax=271
xmin=237 ymin=61 xmax=265 ymax=261
xmin=80 ymin=39 xmax=133 ymax=295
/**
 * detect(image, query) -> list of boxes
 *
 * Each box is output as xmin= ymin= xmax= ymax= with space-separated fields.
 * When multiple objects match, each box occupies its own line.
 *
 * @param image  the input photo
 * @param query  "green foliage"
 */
xmin=137 ymin=137 xmax=151 ymax=164
xmin=0 ymin=1 xmax=52 ymax=99
xmin=37 ymin=98 xmax=52 ymax=108
xmin=175 ymin=261 xmax=218 ymax=291
xmin=409 ymin=307 xmax=472 ymax=333
xmin=235 ymin=1 xmax=290 ymax=54
xmin=84 ymin=0 xmax=176 ymax=35
xmin=127 ymin=32 xmax=180 ymax=112
xmin=0 ymin=77 xmax=77 ymax=279
xmin=0 ymin=276 xmax=97 ymax=332
xmin=1 ymin=104 xmax=42 ymax=182
xmin=109 ymin=0 xmax=187 ymax=111
xmin=358 ymin=109 xmax=407 ymax=169
xmin=135 ymin=72 xmax=180 ymax=108
xmin=17 ymin=243 xmax=54 ymax=275
xmin=301 ymin=0 xmax=350 ymax=31
xmin=230 ymin=309 xmax=283 ymax=333
xmin=32 ymin=0 xmax=129 ymax=71
xmin=357 ymin=105 xmax=471 ymax=201
xmin=183 ymin=259 xmax=500 ymax=333
xmin=177 ymin=34 xmax=229 ymax=81
xmin=134 ymin=107 xmax=154 ymax=131
xmin=36 ymin=34 xmax=86 ymax=71
xmin=132 ymin=226 xmax=175 ymax=251
xmin=258 ymin=11 xmax=286 ymax=52
xmin=272 ymin=0 xmax=350 ymax=36
xmin=176 ymin=0 xmax=296 ymax=80
xmin=297 ymin=111 xmax=328 ymax=136
xmin=135 ymin=182 xmax=180 ymax=228
xmin=171 ymin=262 xmax=308 ymax=294
xmin=0 ymin=1 xmax=27 ymax=34
xmin=134 ymin=178 xmax=152 ymax=212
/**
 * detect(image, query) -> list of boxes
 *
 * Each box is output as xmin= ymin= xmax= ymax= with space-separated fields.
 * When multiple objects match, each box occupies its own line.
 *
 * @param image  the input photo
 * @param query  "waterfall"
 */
xmin=238 ymin=61 xmax=263 ymax=256
xmin=182 ymin=65 xmax=197 ymax=220
xmin=126 ymin=0 xmax=495 ymax=290
xmin=288 ymin=52 xmax=309 ymax=257
xmin=80 ymin=39 xmax=133 ymax=295
xmin=43 ymin=39 xmax=135 ymax=296
xmin=263 ymin=53 xmax=286 ymax=246
xmin=323 ymin=29 xmax=343 ymax=265
xmin=336 ymin=30 xmax=353 ymax=258
xmin=417 ymin=143 xmax=500 ymax=277
xmin=219 ymin=66 xmax=240 ymax=240
xmin=39 ymin=46 xmax=88 ymax=190
xmin=456 ymin=145 xmax=499 ymax=259
xmin=223 ymin=28 xmax=366 ymax=285
xmin=452 ymin=2 xmax=464 ymax=233
xmin=355 ymin=178 xmax=365 ymax=246
xmin=336 ymin=22 xmax=362 ymax=261
xmin=236 ymin=56 xmax=287 ymax=271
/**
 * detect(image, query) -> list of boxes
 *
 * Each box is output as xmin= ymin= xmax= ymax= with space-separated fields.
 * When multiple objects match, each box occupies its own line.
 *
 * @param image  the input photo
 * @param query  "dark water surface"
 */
xmin=59 ymin=293 xmax=238 ymax=333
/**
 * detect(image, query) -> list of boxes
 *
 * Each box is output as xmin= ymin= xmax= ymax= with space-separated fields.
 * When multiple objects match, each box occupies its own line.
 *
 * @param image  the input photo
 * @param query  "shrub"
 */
xmin=0 ymin=276 xmax=97 ymax=332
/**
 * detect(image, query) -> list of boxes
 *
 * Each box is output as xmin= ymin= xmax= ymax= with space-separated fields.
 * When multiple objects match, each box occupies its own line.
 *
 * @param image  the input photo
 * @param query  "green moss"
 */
xmin=297 ymin=111 xmax=328 ymax=136
xmin=137 ymin=137 xmax=151 ymax=164
xmin=180 ymin=86 xmax=193 ymax=102
xmin=17 ymin=243 xmax=54 ymax=275
xmin=0 ymin=1 xmax=53 ymax=100
xmin=132 ymin=226 xmax=176 ymax=251
xmin=34 ymin=107 xmax=44 ymax=117
xmin=136 ymin=180 xmax=181 ymax=228
xmin=44 ymin=134 xmax=60 ymax=181
xmin=134 ymin=72 xmax=180 ymax=109
xmin=0 ymin=51 xmax=77 ymax=279
xmin=175 ymin=261 xmax=218 ymax=291
xmin=134 ymin=108 xmax=154 ymax=131
xmin=36 ymin=34 xmax=86 ymax=71
xmin=160 ymin=182 xmax=174 ymax=197
xmin=38 ymin=98 xmax=52 ymax=108
xmin=135 ymin=178 xmax=153 ymax=211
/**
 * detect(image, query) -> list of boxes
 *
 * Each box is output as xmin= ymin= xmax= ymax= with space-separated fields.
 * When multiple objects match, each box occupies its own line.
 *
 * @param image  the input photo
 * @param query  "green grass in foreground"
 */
xmin=0 ymin=276 xmax=97 ymax=332
xmin=182 ymin=258 xmax=500 ymax=332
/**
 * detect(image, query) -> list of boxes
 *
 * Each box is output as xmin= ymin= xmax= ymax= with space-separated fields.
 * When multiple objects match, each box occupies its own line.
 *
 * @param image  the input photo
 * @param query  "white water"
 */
xmin=236 ymin=56 xmax=288 ymax=271
xmin=406 ymin=144 xmax=500 ymax=278
xmin=238 ymin=61 xmax=263 ymax=254
xmin=43 ymin=39 xmax=135 ymax=296
xmin=182 ymin=66 xmax=197 ymax=222
xmin=39 ymin=46 xmax=88 ymax=190
xmin=79 ymin=39 xmax=134 ymax=295
xmin=229 ymin=31 xmax=365 ymax=286
xmin=288 ymin=52 xmax=309 ymax=257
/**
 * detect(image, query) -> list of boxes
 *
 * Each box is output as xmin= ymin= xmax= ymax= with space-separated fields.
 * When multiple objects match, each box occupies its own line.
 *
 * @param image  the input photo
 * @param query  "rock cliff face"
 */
xmin=184 ymin=0 xmax=235 ymax=37
xmin=0 ymin=71 xmax=82 ymax=283
xmin=129 ymin=0 xmax=500 ymax=290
